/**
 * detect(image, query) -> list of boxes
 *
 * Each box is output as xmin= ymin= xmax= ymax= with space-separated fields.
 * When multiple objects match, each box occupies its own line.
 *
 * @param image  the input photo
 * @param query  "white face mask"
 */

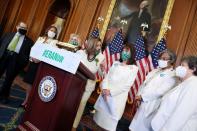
xmin=47 ymin=31 xmax=56 ymax=38
xmin=158 ymin=59 xmax=168 ymax=68
xmin=175 ymin=66 xmax=187 ymax=78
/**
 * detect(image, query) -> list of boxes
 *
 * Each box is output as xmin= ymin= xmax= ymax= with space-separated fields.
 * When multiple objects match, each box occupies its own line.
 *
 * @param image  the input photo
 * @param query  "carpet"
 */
xmin=0 ymin=83 xmax=25 ymax=131
xmin=78 ymin=103 xmax=131 ymax=131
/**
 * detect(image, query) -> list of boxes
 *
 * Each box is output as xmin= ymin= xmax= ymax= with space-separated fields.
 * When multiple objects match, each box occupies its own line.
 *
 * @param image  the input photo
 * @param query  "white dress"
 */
xmin=93 ymin=61 xmax=138 ymax=131
xmin=35 ymin=37 xmax=58 ymax=47
xmin=73 ymin=50 xmax=105 ymax=128
xmin=151 ymin=76 xmax=197 ymax=131
xmin=129 ymin=68 xmax=177 ymax=131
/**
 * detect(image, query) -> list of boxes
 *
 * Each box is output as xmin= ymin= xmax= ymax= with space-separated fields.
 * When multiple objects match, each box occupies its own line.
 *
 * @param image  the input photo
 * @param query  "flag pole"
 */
xmin=96 ymin=16 xmax=104 ymax=95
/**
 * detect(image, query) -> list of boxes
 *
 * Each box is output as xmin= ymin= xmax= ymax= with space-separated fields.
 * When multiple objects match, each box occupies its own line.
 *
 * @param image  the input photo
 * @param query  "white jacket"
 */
xmin=152 ymin=76 xmax=197 ymax=131
xmin=94 ymin=61 xmax=138 ymax=131
xmin=129 ymin=68 xmax=177 ymax=131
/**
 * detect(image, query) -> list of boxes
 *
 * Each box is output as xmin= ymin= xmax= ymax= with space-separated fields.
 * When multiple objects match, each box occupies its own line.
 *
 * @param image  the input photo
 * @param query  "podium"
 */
xmin=18 ymin=44 xmax=95 ymax=131
xmin=18 ymin=62 xmax=95 ymax=131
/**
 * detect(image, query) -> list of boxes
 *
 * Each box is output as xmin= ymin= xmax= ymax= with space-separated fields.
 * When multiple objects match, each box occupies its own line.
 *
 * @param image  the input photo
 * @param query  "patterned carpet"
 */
xmin=0 ymin=77 xmax=132 ymax=131
xmin=0 ymin=77 xmax=25 ymax=131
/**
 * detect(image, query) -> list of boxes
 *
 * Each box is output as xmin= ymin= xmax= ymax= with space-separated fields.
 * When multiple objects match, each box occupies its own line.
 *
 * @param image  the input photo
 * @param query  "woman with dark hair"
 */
xmin=93 ymin=45 xmax=138 ymax=131
xmin=129 ymin=49 xmax=178 ymax=131
xmin=151 ymin=56 xmax=197 ymax=131
xmin=21 ymin=25 xmax=58 ymax=107
xmin=43 ymin=25 xmax=58 ymax=40
xmin=120 ymin=44 xmax=135 ymax=64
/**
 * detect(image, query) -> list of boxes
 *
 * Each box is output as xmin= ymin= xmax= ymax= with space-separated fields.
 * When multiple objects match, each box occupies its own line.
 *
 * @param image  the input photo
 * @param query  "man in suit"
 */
xmin=125 ymin=0 xmax=151 ymax=45
xmin=0 ymin=22 xmax=34 ymax=104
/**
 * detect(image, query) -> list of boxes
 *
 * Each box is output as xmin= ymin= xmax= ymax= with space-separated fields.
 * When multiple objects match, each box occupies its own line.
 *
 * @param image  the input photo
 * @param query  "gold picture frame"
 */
xmin=100 ymin=0 xmax=175 ymax=44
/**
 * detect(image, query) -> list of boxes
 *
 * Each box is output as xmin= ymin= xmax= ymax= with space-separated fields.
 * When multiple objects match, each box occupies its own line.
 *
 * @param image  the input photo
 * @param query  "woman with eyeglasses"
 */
xmin=129 ymin=49 xmax=178 ymax=131
xmin=151 ymin=56 xmax=197 ymax=131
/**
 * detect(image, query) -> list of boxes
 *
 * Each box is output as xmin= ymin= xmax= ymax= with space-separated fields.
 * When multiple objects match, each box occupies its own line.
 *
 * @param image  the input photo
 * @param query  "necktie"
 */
xmin=7 ymin=35 xmax=20 ymax=51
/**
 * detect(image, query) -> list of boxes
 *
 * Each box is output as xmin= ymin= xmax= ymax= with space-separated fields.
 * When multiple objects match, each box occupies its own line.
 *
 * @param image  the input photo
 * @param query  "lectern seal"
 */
xmin=38 ymin=76 xmax=57 ymax=102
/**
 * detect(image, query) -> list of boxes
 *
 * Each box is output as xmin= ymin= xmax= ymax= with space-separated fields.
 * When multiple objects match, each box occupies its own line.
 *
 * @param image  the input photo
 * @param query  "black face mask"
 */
xmin=18 ymin=28 xmax=27 ymax=35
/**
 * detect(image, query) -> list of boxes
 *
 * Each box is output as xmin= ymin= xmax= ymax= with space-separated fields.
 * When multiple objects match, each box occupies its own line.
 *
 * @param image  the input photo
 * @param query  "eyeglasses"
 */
xmin=160 ymin=57 xmax=170 ymax=61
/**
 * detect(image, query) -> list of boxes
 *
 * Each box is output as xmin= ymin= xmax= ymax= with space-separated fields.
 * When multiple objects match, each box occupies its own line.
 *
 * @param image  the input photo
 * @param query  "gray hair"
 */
xmin=161 ymin=49 xmax=176 ymax=64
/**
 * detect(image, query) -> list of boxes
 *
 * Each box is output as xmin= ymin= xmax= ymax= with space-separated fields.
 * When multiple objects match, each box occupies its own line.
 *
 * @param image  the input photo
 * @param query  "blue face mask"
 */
xmin=121 ymin=51 xmax=131 ymax=61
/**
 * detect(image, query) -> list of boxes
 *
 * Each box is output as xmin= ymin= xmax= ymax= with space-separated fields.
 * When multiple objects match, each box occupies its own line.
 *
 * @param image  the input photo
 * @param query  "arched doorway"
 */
xmin=40 ymin=0 xmax=71 ymax=41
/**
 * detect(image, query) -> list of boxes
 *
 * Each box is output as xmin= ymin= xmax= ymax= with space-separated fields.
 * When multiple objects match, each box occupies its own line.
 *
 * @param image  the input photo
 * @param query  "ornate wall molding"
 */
xmin=100 ymin=0 xmax=175 ymax=43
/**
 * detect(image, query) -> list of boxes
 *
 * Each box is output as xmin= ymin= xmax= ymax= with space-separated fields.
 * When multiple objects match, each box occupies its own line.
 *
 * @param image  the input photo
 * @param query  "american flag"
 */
xmin=128 ymin=35 xmax=149 ymax=101
xmin=103 ymin=30 xmax=124 ymax=73
xmin=150 ymin=38 xmax=167 ymax=68
xmin=128 ymin=37 xmax=167 ymax=101
xmin=91 ymin=27 xmax=100 ymax=38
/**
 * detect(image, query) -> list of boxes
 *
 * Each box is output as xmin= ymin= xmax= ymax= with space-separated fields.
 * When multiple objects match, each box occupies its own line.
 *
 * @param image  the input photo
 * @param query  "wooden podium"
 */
xmin=18 ymin=62 xmax=95 ymax=131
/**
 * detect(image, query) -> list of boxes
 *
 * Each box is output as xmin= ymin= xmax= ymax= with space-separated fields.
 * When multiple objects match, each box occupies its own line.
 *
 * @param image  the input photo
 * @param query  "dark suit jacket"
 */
xmin=125 ymin=8 xmax=151 ymax=44
xmin=0 ymin=32 xmax=34 ymax=68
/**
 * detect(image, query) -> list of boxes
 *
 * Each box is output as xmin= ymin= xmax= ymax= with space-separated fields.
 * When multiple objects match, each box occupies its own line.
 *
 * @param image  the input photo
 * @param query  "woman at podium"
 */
xmin=21 ymin=25 xmax=58 ymax=107
xmin=72 ymin=36 xmax=105 ymax=129
xmin=93 ymin=45 xmax=138 ymax=131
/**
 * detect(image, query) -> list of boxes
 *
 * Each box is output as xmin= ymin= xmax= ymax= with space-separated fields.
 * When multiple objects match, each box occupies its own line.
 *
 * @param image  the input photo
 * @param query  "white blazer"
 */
xmin=129 ymin=68 xmax=177 ymax=131
xmin=152 ymin=76 xmax=197 ymax=131
xmin=94 ymin=61 xmax=138 ymax=131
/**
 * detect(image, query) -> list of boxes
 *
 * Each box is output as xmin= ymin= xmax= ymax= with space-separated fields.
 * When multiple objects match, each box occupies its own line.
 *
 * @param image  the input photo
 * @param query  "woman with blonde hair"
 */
xmin=72 ymin=36 xmax=105 ymax=130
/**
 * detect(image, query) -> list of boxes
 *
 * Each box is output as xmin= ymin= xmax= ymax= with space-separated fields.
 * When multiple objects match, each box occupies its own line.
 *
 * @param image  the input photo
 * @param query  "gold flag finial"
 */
xmin=97 ymin=16 xmax=104 ymax=28
xmin=163 ymin=24 xmax=171 ymax=38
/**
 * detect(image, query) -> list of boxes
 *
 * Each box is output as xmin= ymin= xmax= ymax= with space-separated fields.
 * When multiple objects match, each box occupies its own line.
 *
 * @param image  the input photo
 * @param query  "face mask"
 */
xmin=158 ymin=59 xmax=168 ymax=68
xmin=69 ymin=40 xmax=79 ymax=46
xmin=18 ymin=28 xmax=27 ymax=35
xmin=175 ymin=66 xmax=187 ymax=78
xmin=47 ymin=31 xmax=56 ymax=38
xmin=121 ymin=51 xmax=131 ymax=61
xmin=95 ymin=49 xmax=100 ymax=55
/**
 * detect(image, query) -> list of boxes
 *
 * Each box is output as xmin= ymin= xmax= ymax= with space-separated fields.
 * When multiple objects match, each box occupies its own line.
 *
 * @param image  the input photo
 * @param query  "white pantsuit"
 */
xmin=129 ymin=68 xmax=177 ymax=131
xmin=94 ymin=61 xmax=138 ymax=131
xmin=151 ymin=76 xmax=197 ymax=131
xmin=73 ymin=50 xmax=104 ymax=128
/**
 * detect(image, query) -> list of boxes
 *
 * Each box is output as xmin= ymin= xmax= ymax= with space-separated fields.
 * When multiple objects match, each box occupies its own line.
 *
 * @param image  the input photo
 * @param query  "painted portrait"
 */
xmin=103 ymin=0 xmax=168 ymax=52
